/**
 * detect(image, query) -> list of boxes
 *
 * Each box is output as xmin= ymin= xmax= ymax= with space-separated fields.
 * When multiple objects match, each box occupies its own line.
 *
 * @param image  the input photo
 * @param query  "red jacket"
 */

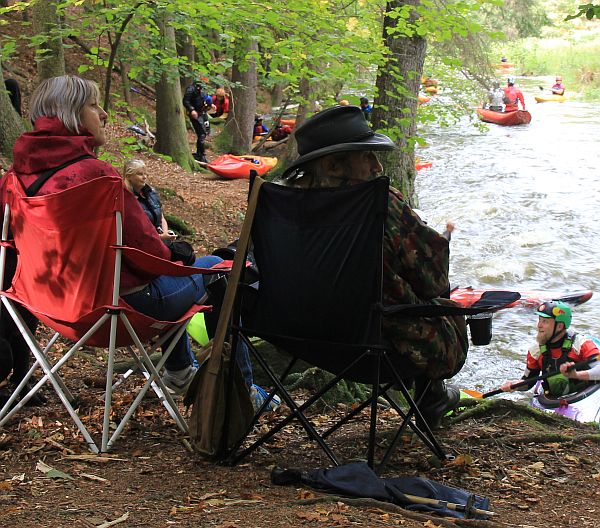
xmin=502 ymin=85 xmax=525 ymax=112
xmin=1 ymin=117 xmax=170 ymax=290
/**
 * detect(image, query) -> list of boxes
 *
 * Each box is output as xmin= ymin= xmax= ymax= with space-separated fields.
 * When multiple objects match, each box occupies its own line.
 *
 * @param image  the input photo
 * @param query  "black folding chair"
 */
xmin=224 ymin=175 xmax=517 ymax=469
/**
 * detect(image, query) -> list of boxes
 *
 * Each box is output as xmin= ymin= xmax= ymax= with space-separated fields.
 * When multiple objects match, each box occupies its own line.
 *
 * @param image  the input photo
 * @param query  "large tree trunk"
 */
xmin=176 ymin=31 xmax=195 ymax=95
xmin=153 ymin=10 xmax=195 ymax=172
xmin=222 ymin=38 xmax=257 ymax=154
xmin=372 ymin=0 xmax=426 ymax=205
xmin=0 ymin=62 xmax=25 ymax=163
xmin=32 ymin=0 xmax=65 ymax=81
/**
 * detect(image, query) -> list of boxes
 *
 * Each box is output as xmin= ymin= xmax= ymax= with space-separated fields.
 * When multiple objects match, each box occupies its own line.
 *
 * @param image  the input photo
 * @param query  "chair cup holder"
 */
xmin=467 ymin=312 xmax=493 ymax=346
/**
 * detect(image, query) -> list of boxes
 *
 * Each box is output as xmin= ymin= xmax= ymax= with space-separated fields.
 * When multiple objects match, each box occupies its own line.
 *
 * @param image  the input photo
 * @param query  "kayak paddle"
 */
xmin=463 ymin=356 xmax=597 ymax=399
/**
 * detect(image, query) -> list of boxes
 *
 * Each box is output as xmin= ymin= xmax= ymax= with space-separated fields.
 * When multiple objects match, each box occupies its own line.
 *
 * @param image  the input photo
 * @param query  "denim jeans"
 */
xmin=123 ymin=255 xmax=253 ymax=386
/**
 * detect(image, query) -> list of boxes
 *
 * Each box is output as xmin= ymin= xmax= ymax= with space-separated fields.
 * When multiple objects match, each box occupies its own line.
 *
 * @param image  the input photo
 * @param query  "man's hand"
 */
xmin=190 ymin=110 xmax=199 ymax=120
xmin=560 ymin=361 xmax=586 ymax=380
xmin=500 ymin=380 xmax=519 ymax=392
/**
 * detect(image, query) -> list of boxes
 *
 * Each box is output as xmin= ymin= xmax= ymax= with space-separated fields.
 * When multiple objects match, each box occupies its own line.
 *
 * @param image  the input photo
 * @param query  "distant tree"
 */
xmin=223 ymin=38 xmax=258 ymax=154
xmin=32 ymin=0 xmax=65 ymax=80
xmin=153 ymin=8 xmax=196 ymax=171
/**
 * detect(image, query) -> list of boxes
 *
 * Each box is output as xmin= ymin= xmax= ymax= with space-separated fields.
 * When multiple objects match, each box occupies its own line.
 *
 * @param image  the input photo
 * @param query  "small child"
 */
xmin=123 ymin=159 xmax=176 ymax=240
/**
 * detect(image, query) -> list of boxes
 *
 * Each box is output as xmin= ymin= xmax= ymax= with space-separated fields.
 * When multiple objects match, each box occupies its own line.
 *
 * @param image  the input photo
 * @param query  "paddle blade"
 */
xmin=461 ymin=388 xmax=483 ymax=399
xmin=538 ymin=86 xmax=545 ymax=91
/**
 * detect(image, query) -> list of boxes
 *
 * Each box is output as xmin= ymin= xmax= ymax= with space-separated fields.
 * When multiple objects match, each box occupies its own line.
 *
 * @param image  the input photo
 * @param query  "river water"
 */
xmin=415 ymin=76 xmax=600 ymax=395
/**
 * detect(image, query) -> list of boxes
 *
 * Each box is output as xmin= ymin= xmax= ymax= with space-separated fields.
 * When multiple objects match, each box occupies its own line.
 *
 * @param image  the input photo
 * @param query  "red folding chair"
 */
xmin=0 ymin=174 xmax=219 ymax=453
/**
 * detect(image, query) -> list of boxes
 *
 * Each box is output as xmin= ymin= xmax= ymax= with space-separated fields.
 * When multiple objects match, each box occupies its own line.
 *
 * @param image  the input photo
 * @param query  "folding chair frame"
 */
xmin=226 ymin=331 xmax=447 ymax=470
xmin=0 ymin=204 xmax=201 ymax=453
xmin=218 ymin=176 xmax=456 ymax=470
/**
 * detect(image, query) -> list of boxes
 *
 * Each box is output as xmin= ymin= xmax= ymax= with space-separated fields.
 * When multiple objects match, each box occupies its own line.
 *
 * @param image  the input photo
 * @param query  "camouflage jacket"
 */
xmin=382 ymin=188 xmax=468 ymax=379
xmin=382 ymin=188 xmax=450 ymax=305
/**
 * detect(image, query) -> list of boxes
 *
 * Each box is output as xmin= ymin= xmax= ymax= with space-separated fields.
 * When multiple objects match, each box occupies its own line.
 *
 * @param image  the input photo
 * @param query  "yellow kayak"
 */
xmin=535 ymin=94 xmax=567 ymax=103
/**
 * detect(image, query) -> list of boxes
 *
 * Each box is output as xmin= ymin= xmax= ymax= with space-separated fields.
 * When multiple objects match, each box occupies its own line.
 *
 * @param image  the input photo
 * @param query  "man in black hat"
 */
xmin=280 ymin=105 xmax=468 ymax=429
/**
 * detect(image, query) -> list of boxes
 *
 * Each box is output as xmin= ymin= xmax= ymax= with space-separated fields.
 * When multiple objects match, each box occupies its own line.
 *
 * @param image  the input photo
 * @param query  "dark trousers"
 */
xmin=189 ymin=113 xmax=208 ymax=158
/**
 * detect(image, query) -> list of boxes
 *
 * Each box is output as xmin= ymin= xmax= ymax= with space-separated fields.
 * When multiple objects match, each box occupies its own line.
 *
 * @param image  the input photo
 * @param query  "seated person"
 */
xmin=279 ymin=105 xmax=468 ymax=429
xmin=253 ymin=115 xmax=269 ymax=137
xmin=501 ymin=302 xmax=600 ymax=397
xmin=123 ymin=159 xmax=176 ymax=241
xmin=551 ymin=76 xmax=565 ymax=96
xmin=487 ymin=81 xmax=504 ymax=112
xmin=210 ymin=87 xmax=229 ymax=119
xmin=0 ymin=75 xmax=251 ymax=395
xmin=271 ymin=123 xmax=293 ymax=141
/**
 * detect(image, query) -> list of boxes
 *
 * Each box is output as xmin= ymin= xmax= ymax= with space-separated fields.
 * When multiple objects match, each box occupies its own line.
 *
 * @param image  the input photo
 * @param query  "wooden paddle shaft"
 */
xmin=403 ymin=493 xmax=495 ymax=517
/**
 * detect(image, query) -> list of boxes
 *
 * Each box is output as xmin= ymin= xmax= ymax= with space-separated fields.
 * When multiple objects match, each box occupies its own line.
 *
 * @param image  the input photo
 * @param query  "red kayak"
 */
xmin=207 ymin=154 xmax=278 ymax=179
xmin=451 ymin=286 xmax=593 ymax=310
xmin=477 ymin=108 xmax=531 ymax=126
xmin=415 ymin=160 xmax=432 ymax=171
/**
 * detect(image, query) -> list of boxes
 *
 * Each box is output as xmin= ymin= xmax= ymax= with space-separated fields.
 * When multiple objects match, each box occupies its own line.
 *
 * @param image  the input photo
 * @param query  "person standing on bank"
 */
xmin=279 ymin=105 xmax=468 ymax=429
xmin=182 ymin=79 xmax=216 ymax=163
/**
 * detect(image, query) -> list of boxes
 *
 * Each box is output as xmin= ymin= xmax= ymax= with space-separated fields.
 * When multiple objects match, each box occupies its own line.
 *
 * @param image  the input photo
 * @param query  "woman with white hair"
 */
xmin=123 ymin=159 xmax=176 ymax=241
xmin=0 ymin=75 xmax=223 ymax=394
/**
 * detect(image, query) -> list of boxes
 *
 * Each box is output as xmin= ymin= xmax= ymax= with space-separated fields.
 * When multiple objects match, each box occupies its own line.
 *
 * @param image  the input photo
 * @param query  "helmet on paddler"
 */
xmin=507 ymin=76 xmax=515 ymax=85
xmin=555 ymin=75 xmax=562 ymax=82
xmin=535 ymin=301 xmax=572 ymax=329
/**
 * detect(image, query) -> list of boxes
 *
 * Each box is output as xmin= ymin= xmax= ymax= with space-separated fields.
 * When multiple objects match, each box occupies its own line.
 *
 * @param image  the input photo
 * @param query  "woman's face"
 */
xmin=128 ymin=170 xmax=147 ymax=193
xmin=80 ymin=97 xmax=108 ymax=146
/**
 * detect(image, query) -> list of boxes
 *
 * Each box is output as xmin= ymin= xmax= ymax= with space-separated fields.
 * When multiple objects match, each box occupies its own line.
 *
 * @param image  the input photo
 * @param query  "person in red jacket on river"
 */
xmin=502 ymin=76 xmax=525 ymax=112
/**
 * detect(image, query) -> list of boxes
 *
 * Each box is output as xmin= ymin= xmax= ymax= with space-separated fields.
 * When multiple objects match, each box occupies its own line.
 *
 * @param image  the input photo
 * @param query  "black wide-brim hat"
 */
xmin=282 ymin=105 xmax=395 ymax=177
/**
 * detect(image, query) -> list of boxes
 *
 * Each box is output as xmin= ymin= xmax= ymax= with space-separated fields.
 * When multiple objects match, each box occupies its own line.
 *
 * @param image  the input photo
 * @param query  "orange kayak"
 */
xmin=477 ymin=107 xmax=531 ymax=126
xmin=276 ymin=118 xmax=296 ymax=129
xmin=451 ymin=286 xmax=592 ymax=310
xmin=418 ymin=94 xmax=430 ymax=105
xmin=415 ymin=160 xmax=432 ymax=171
xmin=207 ymin=155 xmax=278 ymax=179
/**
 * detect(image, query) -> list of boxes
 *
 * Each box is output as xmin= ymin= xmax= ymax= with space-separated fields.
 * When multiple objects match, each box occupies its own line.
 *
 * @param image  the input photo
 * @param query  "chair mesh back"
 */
xmin=5 ymin=174 xmax=123 ymax=323
xmin=250 ymin=177 xmax=388 ymax=350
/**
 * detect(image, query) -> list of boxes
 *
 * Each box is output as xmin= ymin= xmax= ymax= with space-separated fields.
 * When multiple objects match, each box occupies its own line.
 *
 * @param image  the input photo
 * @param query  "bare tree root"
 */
xmin=296 ymin=495 xmax=507 ymax=528
xmin=450 ymin=398 xmax=574 ymax=427
xmin=476 ymin=431 xmax=600 ymax=445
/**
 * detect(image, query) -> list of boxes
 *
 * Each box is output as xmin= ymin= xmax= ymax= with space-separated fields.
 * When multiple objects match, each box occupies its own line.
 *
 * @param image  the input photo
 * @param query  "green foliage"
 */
xmin=163 ymin=213 xmax=194 ymax=236
xmin=565 ymin=3 xmax=600 ymax=20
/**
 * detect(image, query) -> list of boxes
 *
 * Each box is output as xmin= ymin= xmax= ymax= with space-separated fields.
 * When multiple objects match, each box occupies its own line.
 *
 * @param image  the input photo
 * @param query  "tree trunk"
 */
xmin=153 ymin=10 xmax=195 ymax=172
xmin=372 ymin=0 xmax=426 ymax=205
xmin=176 ymin=30 xmax=195 ymax=95
xmin=281 ymin=76 xmax=311 ymax=170
xmin=119 ymin=59 xmax=136 ymax=122
xmin=32 ymin=0 xmax=65 ymax=81
xmin=222 ymin=38 xmax=257 ymax=155
xmin=0 ymin=62 xmax=25 ymax=163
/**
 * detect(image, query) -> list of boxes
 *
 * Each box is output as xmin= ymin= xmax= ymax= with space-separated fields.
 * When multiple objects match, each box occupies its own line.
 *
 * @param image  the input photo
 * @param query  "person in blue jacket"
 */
xmin=123 ymin=159 xmax=176 ymax=241
xmin=359 ymin=97 xmax=373 ymax=121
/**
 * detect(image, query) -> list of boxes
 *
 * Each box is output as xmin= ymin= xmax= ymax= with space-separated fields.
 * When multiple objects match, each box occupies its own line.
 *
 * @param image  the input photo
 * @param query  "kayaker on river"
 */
xmin=551 ymin=76 xmax=565 ymax=96
xmin=501 ymin=302 xmax=600 ymax=397
xmin=502 ymin=76 xmax=526 ymax=112
xmin=487 ymin=81 xmax=505 ymax=112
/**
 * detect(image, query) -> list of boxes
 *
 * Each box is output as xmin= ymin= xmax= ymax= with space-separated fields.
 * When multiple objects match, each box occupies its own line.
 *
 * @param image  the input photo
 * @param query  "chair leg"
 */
xmin=367 ymin=352 xmax=382 ymax=468
xmin=0 ymin=299 xmax=101 ymax=452
xmin=228 ymin=335 xmax=340 ymax=466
